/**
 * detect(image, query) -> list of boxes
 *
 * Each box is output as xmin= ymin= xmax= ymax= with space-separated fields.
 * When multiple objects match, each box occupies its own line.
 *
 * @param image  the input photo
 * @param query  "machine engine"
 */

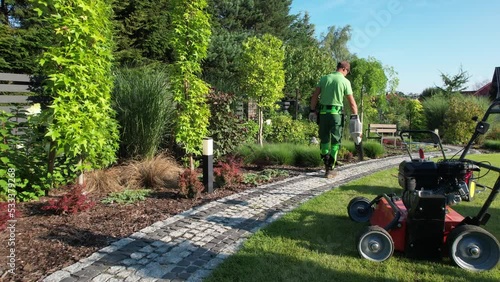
xmin=398 ymin=160 xmax=474 ymax=210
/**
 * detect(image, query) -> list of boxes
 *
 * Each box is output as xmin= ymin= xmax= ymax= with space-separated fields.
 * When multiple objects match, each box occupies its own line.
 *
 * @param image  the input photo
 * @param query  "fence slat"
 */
xmin=0 ymin=106 xmax=29 ymax=113
xmin=0 ymin=73 xmax=31 ymax=82
xmin=0 ymin=84 xmax=31 ymax=92
xmin=0 ymin=95 xmax=31 ymax=103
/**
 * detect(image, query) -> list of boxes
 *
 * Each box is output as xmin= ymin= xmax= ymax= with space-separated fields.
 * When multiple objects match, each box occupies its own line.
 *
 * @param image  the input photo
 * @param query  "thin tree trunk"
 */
xmin=258 ymin=107 xmax=263 ymax=146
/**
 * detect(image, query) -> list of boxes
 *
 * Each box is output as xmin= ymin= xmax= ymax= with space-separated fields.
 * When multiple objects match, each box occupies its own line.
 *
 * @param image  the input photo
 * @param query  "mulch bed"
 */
xmin=0 ymin=167 xmax=306 ymax=282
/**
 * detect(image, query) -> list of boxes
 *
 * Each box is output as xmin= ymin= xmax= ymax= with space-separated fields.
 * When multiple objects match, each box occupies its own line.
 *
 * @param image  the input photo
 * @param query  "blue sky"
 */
xmin=290 ymin=0 xmax=500 ymax=94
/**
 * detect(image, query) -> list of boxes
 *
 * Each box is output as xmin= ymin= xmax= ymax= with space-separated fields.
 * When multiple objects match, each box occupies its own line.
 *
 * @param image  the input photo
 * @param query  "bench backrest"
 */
xmin=368 ymin=124 xmax=397 ymax=133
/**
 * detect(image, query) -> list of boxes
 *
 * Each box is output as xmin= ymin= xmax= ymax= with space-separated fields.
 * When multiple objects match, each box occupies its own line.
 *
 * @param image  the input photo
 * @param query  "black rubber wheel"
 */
xmin=357 ymin=225 xmax=394 ymax=262
xmin=347 ymin=197 xmax=373 ymax=222
xmin=447 ymin=225 xmax=500 ymax=271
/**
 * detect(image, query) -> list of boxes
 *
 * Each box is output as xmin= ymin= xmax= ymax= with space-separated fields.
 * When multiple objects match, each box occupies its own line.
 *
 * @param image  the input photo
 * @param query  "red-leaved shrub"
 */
xmin=178 ymin=169 xmax=204 ymax=199
xmin=0 ymin=202 xmax=22 ymax=231
xmin=41 ymin=185 xmax=95 ymax=215
xmin=214 ymin=156 xmax=243 ymax=188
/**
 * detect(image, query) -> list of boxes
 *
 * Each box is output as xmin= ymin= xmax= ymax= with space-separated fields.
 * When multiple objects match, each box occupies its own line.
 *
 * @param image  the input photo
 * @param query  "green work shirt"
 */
xmin=317 ymin=72 xmax=353 ymax=107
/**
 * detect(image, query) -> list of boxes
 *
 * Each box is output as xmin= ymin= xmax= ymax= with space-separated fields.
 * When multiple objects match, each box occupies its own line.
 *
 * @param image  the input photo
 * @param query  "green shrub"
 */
xmin=1 ymin=109 xmax=78 ymax=201
xmin=422 ymin=93 xmax=449 ymax=134
xmin=264 ymin=113 xmax=318 ymax=145
xmin=361 ymin=141 xmax=385 ymax=158
xmin=207 ymin=90 xmax=253 ymax=159
xmin=486 ymin=125 xmax=500 ymax=140
xmin=253 ymin=144 xmax=295 ymax=166
xmin=443 ymin=95 xmax=488 ymax=145
xmin=292 ymin=144 xmax=322 ymax=167
xmin=112 ymin=66 xmax=176 ymax=159
xmin=483 ymin=140 xmax=500 ymax=151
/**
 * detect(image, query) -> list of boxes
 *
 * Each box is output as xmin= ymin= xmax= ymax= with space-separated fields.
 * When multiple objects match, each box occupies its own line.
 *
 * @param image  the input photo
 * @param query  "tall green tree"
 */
xmin=320 ymin=25 xmax=353 ymax=63
xmin=112 ymin=0 xmax=172 ymax=66
xmin=168 ymin=0 xmax=212 ymax=170
xmin=437 ymin=65 xmax=471 ymax=94
xmin=348 ymin=57 xmax=387 ymax=124
xmin=237 ymin=34 xmax=285 ymax=146
xmin=283 ymin=12 xmax=334 ymax=118
xmin=204 ymin=0 xmax=294 ymax=93
xmin=207 ymin=0 xmax=294 ymax=39
xmin=202 ymin=29 xmax=247 ymax=93
xmin=0 ymin=0 xmax=51 ymax=73
xmin=32 ymin=0 xmax=119 ymax=172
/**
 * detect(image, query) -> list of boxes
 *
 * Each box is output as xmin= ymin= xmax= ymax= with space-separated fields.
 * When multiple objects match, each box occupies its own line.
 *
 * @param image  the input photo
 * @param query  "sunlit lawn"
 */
xmin=206 ymin=154 xmax=500 ymax=282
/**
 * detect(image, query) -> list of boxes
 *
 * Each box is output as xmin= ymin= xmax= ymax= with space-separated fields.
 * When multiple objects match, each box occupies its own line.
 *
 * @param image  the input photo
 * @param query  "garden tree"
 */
xmin=284 ymin=44 xmax=334 ymax=117
xmin=202 ymin=29 xmax=247 ymax=93
xmin=405 ymin=98 xmax=427 ymax=130
xmin=384 ymin=65 xmax=399 ymax=94
xmin=31 ymin=0 xmax=119 ymax=177
xmin=0 ymin=0 xmax=51 ymax=73
xmin=421 ymin=93 xmax=449 ymax=136
xmin=207 ymin=0 xmax=294 ymax=39
xmin=237 ymin=34 xmax=285 ymax=146
xmin=168 ymin=0 xmax=212 ymax=170
xmin=204 ymin=0 xmax=294 ymax=92
xmin=420 ymin=86 xmax=444 ymax=100
xmin=437 ymin=65 xmax=471 ymax=94
xmin=320 ymin=25 xmax=353 ymax=63
xmin=443 ymin=95 xmax=486 ymax=144
xmin=347 ymin=57 xmax=387 ymax=124
xmin=283 ymin=12 xmax=334 ymax=118
xmin=112 ymin=0 xmax=172 ymax=67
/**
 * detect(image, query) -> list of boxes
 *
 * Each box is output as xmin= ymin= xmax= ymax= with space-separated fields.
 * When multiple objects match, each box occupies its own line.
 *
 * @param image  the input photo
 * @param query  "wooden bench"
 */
xmin=366 ymin=123 xmax=400 ymax=146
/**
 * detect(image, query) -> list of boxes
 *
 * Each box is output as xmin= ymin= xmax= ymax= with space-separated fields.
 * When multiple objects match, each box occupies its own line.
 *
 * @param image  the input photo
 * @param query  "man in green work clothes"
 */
xmin=309 ymin=61 xmax=359 ymax=178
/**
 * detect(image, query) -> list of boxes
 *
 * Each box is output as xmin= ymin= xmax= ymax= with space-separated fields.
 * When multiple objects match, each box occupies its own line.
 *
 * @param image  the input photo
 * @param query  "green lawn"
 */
xmin=206 ymin=154 xmax=500 ymax=282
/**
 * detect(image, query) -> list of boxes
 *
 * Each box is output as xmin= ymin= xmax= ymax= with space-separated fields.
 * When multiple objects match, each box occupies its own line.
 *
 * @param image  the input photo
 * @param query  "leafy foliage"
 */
xmin=1 ymin=108 xmax=77 ymax=201
xmin=168 ymin=0 xmax=212 ymax=168
xmin=0 ymin=201 xmax=22 ymax=231
xmin=41 ymin=185 xmax=95 ymax=215
xmin=483 ymin=140 xmax=500 ymax=151
xmin=32 ymin=0 xmax=119 ymax=171
xmin=214 ymin=156 xmax=244 ymax=188
xmin=437 ymin=65 xmax=471 ymax=94
xmin=207 ymin=89 xmax=252 ymax=159
xmin=0 ymin=0 xmax=51 ymax=73
xmin=422 ymin=93 xmax=449 ymax=135
xmin=284 ymin=21 xmax=334 ymax=107
xmin=101 ymin=189 xmax=151 ymax=205
xmin=178 ymin=169 xmax=204 ymax=199
xmin=112 ymin=0 xmax=173 ymax=66
xmin=443 ymin=95 xmax=487 ymax=145
xmin=264 ymin=113 xmax=317 ymax=144
xmin=359 ymin=141 xmax=385 ymax=159
xmin=348 ymin=57 xmax=388 ymax=124
xmin=319 ymin=25 xmax=353 ymax=62
xmin=112 ymin=66 xmax=176 ymax=159
xmin=237 ymin=34 xmax=286 ymax=145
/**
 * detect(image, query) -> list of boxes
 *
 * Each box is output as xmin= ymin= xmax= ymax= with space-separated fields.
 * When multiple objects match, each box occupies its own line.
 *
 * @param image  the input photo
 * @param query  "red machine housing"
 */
xmin=371 ymin=196 xmax=465 ymax=256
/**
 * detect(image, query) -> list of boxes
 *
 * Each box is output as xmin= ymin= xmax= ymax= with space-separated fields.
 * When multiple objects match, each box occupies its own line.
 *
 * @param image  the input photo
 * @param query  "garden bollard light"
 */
xmin=203 ymin=137 xmax=214 ymax=193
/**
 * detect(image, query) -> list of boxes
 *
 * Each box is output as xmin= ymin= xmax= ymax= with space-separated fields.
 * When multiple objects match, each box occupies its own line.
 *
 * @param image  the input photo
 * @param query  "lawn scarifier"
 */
xmin=348 ymin=98 xmax=500 ymax=271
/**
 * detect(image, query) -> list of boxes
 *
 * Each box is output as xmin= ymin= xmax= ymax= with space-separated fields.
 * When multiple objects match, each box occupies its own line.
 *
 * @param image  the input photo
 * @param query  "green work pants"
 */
xmin=319 ymin=113 xmax=343 ymax=168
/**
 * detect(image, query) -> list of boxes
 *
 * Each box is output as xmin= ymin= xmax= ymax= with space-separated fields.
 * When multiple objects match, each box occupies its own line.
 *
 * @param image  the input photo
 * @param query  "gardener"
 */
xmin=309 ymin=61 xmax=359 ymax=178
